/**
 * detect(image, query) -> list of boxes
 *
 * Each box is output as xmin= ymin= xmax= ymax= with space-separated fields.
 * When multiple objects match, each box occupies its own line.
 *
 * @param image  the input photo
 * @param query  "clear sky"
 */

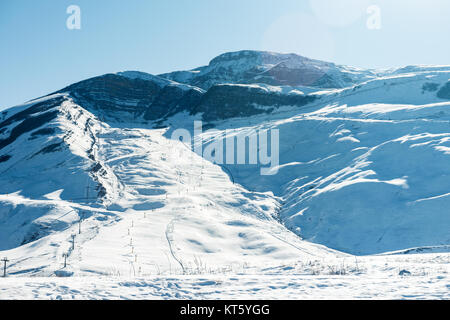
xmin=1 ymin=0 xmax=450 ymax=109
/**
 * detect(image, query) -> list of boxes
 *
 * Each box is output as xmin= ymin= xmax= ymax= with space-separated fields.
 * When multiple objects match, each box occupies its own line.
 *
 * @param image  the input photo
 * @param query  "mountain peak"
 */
xmin=208 ymin=50 xmax=329 ymax=67
xmin=160 ymin=50 xmax=373 ymax=89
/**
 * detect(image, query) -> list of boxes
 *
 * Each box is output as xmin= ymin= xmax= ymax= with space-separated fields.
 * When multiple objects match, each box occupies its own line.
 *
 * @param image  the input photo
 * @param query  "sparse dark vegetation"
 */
xmin=422 ymin=82 xmax=439 ymax=92
xmin=437 ymin=81 xmax=450 ymax=99
xmin=0 ymin=154 xmax=11 ymax=163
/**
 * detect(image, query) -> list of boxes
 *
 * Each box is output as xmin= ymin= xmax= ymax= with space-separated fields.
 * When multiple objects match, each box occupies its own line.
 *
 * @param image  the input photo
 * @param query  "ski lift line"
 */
xmin=177 ymin=137 xmax=236 ymax=184
xmin=1 ymin=257 xmax=9 ymax=277
xmin=53 ymin=198 xmax=99 ymax=221
xmin=55 ymin=208 xmax=77 ymax=220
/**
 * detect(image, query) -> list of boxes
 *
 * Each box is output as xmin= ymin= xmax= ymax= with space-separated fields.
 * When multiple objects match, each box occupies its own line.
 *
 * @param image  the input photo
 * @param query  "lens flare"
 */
xmin=309 ymin=0 xmax=370 ymax=27
xmin=262 ymin=13 xmax=335 ymax=62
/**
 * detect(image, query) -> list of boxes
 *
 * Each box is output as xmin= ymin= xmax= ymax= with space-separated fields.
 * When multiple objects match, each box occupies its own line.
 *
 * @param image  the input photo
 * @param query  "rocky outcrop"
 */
xmin=58 ymin=74 xmax=204 ymax=123
xmin=54 ymin=72 xmax=319 ymax=123
xmin=59 ymin=74 xmax=162 ymax=120
xmin=193 ymin=84 xmax=316 ymax=121
xmin=0 ymin=96 xmax=64 ymax=150
xmin=144 ymin=84 xmax=203 ymax=121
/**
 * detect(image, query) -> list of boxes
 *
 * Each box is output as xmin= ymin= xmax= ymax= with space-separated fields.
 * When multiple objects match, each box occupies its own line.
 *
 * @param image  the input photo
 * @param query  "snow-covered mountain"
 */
xmin=0 ymin=51 xmax=449 ymax=287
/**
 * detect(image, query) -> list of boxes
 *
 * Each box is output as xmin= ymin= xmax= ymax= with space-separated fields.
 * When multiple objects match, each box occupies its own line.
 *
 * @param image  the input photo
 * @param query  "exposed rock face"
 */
xmin=193 ymin=84 xmax=316 ymax=121
xmin=58 ymin=74 xmax=203 ymax=123
xmin=59 ymin=74 xmax=162 ymax=120
xmin=54 ymin=70 xmax=320 ymax=123
xmin=0 ymin=96 xmax=64 ymax=150
xmin=143 ymin=84 xmax=203 ymax=121
xmin=257 ymin=61 xmax=336 ymax=87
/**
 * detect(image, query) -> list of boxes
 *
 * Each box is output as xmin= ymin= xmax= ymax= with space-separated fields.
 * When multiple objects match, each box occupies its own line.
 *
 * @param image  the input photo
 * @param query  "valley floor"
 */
xmin=0 ymin=273 xmax=448 ymax=300
xmin=1 ymin=249 xmax=449 ymax=299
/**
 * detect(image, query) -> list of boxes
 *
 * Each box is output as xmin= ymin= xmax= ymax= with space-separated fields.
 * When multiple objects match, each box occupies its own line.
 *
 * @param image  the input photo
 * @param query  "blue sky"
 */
xmin=1 ymin=0 xmax=450 ymax=109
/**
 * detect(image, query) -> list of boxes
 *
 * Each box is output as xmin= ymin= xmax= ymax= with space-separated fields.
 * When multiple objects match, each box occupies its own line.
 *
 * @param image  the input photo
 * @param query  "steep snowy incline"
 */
xmin=0 ymin=94 xmax=121 ymax=252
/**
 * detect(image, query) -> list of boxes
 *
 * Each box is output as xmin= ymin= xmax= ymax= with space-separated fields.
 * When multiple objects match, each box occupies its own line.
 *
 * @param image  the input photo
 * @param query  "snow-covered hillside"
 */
xmin=0 ymin=51 xmax=449 ymax=299
xmin=0 ymin=94 xmax=121 ymax=251
xmin=194 ymin=70 xmax=450 ymax=255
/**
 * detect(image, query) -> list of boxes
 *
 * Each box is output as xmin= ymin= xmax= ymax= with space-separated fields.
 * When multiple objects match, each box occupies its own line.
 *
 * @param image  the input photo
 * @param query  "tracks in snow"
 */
xmin=70 ymin=126 xmax=340 ymax=276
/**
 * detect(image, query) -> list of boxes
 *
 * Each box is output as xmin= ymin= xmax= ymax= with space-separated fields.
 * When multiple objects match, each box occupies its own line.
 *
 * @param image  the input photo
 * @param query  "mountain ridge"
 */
xmin=159 ymin=50 xmax=379 ymax=90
